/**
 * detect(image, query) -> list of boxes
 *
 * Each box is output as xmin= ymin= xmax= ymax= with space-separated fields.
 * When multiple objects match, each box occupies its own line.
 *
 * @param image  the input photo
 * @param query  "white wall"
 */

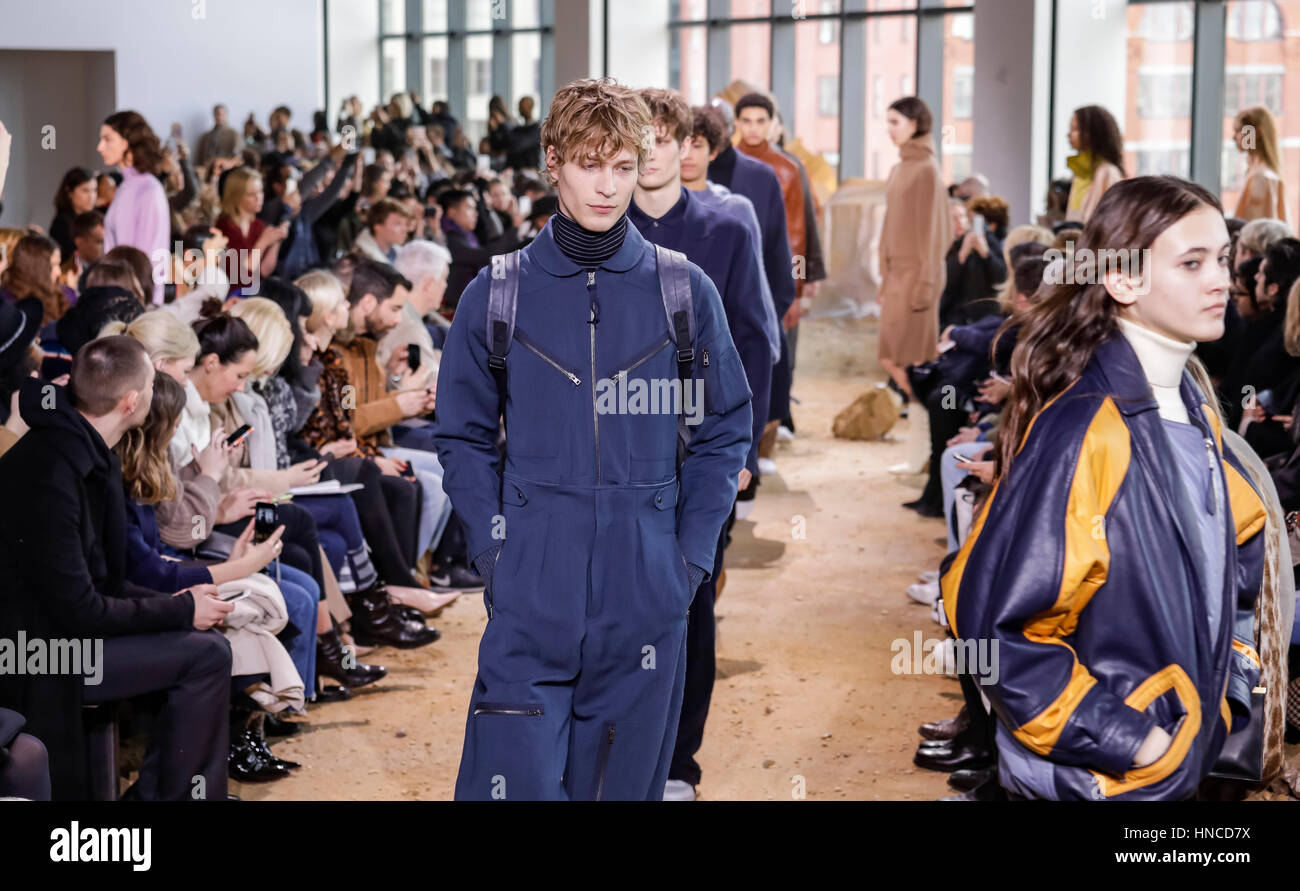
xmin=1053 ymin=0 xmax=1128 ymax=179
xmin=327 ymin=0 xmax=381 ymax=119
xmin=0 ymin=0 xmax=324 ymax=155
xmin=607 ymin=0 xmax=669 ymax=90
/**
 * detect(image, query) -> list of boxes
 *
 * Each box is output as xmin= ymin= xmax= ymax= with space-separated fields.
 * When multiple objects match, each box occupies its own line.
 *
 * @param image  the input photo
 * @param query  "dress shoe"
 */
xmin=919 ymin=706 xmax=968 ymax=741
xmin=428 ymin=561 xmax=484 ymax=592
xmin=313 ymin=681 xmax=352 ymax=703
xmin=346 ymin=584 xmax=440 ymax=649
xmin=903 ymin=498 xmax=944 ymax=518
xmin=947 ymin=765 xmax=997 ymax=792
xmin=940 ymin=775 xmax=1007 ymax=801
xmin=914 ymin=737 xmax=994 ymax=773
xmin=317 ymin=626 xmax=388 ymax=688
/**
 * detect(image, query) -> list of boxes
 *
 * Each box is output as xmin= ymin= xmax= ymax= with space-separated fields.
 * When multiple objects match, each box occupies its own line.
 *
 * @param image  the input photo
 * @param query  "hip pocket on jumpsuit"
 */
xmin=1090 ymin=664 xmax=1200 ymax=798
xmin=486 ymin=480 xmax=529 ymax=618
xmin=650 ymin=482 xmax=691 ymax=612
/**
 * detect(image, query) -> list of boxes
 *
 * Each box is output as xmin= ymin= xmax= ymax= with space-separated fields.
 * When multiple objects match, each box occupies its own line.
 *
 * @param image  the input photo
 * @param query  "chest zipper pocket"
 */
xmin=513 ymin=329 xmax=581 ymax=387
xmin=610 ymin=337 xmax=671 ymax=383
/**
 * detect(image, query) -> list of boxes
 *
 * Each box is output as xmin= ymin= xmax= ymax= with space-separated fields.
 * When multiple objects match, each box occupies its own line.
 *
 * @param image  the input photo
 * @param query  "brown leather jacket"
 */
xmin=737 ymin=139 xmax=806 ymax=267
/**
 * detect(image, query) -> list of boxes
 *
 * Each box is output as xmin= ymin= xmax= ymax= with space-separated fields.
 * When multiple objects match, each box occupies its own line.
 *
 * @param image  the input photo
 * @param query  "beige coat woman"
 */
xmin=878 ymin=135 xmax=951 ymax=367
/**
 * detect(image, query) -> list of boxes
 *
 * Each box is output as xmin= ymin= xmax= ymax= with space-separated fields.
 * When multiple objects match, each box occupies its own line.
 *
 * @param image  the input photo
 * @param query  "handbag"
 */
xmin=906 ymin=359 xmax=942 ymax=405
xmin=1208 ymin=688 xmax=1266 ymax=782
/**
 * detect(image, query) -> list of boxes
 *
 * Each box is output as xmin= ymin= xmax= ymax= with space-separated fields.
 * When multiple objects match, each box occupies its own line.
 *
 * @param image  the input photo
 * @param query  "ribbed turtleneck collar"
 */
xmin=1117 ymin=316 xmax=1195 ymax=423
xmin=551 ymin=209 xmax=628 ymax=268
xmin=899 ymin=134 xmax=937 ymax=162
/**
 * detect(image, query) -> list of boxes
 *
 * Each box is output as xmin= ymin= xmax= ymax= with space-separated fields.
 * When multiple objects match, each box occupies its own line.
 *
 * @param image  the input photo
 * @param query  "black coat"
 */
xmin=0 ymin=379 xmax=194 ymax=799
xmin=938 ymin=232 xmax=1006 ymax=329
xmin=443 ymin=227 xmax=520 ymax=311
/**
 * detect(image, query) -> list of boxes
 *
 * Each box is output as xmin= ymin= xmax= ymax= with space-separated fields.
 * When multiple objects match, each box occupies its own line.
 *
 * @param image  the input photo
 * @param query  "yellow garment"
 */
xmin=1066 ymin=151 xmax=1095 ymax=212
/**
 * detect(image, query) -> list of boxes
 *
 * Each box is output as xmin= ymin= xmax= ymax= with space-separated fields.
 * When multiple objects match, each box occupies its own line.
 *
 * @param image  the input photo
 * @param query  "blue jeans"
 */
xmin=267 ymin=561 xmax=319 ymax=701
xmin=940 ymin=440 xmax=992 ymax=553
xmin=382 ymin=445 xmax=453 ymax=555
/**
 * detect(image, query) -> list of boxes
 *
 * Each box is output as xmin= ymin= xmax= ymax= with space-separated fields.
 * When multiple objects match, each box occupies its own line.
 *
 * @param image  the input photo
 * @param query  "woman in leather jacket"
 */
xmin=942 ymin=176 xmax=1271 ymax=800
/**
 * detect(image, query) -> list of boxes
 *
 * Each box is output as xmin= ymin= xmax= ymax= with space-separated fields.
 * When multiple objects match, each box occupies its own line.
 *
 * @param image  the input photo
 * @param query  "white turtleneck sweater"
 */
xmin=1116 ymin=316 xmax=1195 ymax=424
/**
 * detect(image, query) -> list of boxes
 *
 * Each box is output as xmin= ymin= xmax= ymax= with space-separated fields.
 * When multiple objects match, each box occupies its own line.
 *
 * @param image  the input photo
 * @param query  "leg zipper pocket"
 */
xmin=594 ymin=722 xmax=616 ymax=801
xmin=473 ymin=702 xmax=545 ymax=717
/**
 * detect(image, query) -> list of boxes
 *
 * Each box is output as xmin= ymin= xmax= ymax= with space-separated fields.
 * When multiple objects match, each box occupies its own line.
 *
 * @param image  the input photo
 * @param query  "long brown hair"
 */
xmin=116 ymin=371 xmax=187 ymax=505
xmin=1236 ymin=105 xmax=1283 ymax=176
xmin=1073 ymin=104 xmax=1125 ymax=175
xmin=0 ymin=234 xmax=67 ymax=324
xmin=995 ymin=175 xmax=1222 ymax=479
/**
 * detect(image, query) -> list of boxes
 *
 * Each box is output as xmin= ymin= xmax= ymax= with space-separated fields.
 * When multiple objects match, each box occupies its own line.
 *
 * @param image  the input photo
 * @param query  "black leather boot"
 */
xmin=345 ymin=584 xmax=440 ymax=649
xmin=228 ymin=706 xmax=291 ymax=782
xmin=247 ymin=711 xmax=301 ymax=770
xmin=317 ymin=625 xmax=388 ymax=688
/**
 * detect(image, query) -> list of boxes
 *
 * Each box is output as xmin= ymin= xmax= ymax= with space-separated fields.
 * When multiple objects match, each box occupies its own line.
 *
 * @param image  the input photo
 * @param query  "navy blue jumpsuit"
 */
xmin=434 ymin=218 xmax=753 ymax=800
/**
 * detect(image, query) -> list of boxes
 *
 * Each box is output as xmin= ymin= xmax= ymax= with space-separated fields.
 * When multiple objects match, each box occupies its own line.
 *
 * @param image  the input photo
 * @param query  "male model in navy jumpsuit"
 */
xmin=628 ymin=88 xmax=771 ymax=800
xmin=434 ymin=78 xmax=752 ymax=801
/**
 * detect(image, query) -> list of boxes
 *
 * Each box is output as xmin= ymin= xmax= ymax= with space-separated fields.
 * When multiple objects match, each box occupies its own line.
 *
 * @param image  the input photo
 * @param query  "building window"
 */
xmin=1224 ymin=69 xmax=1284 ymax=117
xmin=950 ymin=13 xmax=973 ymax=41
xmin=818 ymin=0 xmax=839 ymax=44
xmin=1136 ymin=70 xmax=1193 ymax=119
xmin=1139 ymin=4 xmax=1194 ymax=40
xmin=1135 ymin=147 xmax=1192 ymax=177
xmin=472 ymin=59 xmax=490 ymax=95
xmin=952 ymin=67 xmax=973 ymax=120
xmin=818 ymin=76 xmax=838 ymax=117
xmin=873 ymin=75 xmax=884 ymax=119
xmin=900 ymin=74 xmax=912 ymax=98
xmin=1228 ymin=1 xmax=1283 ymax=41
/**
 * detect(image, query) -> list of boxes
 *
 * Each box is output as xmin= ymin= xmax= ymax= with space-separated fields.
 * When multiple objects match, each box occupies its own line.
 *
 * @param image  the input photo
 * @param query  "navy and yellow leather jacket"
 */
xmin=941 ymin=334 xmax=1267 ymax=800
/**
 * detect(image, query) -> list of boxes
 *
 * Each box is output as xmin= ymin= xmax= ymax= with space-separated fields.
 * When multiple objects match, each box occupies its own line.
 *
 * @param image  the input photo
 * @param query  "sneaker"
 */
xmin=757 ymin=457 xmax=778 ymax=476
xmin=907 ymin=579 xmax=939 ymax=606
xmin=889 ymin=461 xmax=921 ymax=475
xmin=776 ymin=425 xmax=794 ymax=443
xmin=919 ymin=570 xmax=939 ymax=583
xmin=663 ymin=779 xmax=697 ymax=801
xmin=429 ymin=562 xmax=485 ymax=591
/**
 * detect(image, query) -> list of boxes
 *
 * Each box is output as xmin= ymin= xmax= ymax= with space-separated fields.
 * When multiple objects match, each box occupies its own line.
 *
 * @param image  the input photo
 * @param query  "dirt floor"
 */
xmin=242 ymin=314 xmax=975 ymax=801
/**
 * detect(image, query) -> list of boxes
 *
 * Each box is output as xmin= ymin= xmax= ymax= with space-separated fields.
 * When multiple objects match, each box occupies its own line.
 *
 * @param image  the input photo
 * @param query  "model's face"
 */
xmin=638 ymin=125 xmax=683 ymax=191
xmin=679 ymin=134 xmax=714 ymax=186
xmin=736 ymin=108 xmax=770 ymax=148
xmin=1068 ymin=114 xmax=1081 ymax=151
xmin=885 ymin=109 xmax=917 ymax=147
xmin=97 ymin=125 xmax=128 ymax=167
xmin=240 ymin=179 xmax=265 ymax=216
xmin=71 ymin=179 xmax=98 ymax=214
xmin=76 ymin=224 xmax=105 ymax=263
xmin=547 ymin=144 xmax=638 ymax=232
xmin=1113 ymin=206 xmax=1231 ymax=344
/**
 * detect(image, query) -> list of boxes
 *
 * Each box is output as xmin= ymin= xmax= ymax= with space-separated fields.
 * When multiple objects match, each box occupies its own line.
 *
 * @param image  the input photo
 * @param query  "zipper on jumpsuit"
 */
xmin=613 ymin=337 xmax=671 ymax=382
xmin=594 ymin=723 xmax=616 ymax=800
xmin=514 ymin=330 xmax=582 ymax=386
xmin=473 ymin=704 xmax=544 ymax=717
xmin=588 ymin=270 xmax=601 ymax=483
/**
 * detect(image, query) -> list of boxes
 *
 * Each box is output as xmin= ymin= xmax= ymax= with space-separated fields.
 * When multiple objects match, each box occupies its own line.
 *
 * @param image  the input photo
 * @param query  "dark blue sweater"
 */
xmin=709 ymin=145 xmax=796 ymax=319
xmin=629 ymin=187 xmax=772 ymax=477
xmin=124 ymin=498 xmax=213 ymax=593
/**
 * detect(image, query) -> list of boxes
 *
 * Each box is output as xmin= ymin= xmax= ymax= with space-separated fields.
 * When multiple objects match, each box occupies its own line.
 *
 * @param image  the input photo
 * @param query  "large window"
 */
xmin=668 ymin=1 xmax=973 ymax=186
xmin=379 ymin=0 xmax=552 ymax=143
xmin=1124 ymin=2 xmax=1193 ymax=179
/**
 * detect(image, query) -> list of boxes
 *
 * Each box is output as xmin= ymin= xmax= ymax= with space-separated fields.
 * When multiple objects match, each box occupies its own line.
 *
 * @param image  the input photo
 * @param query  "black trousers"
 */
xmin=668 ymin=508 xmax=733 ymax=787
xmin=769 ymin=329 xmax=793 ymax=431
xmin=918 ymin=387 xmax=969 ymax=510
xmin=329 ymin=456 xmax=421 ymax=584
xmin=83 ymin=629 xmax=231 ymax=801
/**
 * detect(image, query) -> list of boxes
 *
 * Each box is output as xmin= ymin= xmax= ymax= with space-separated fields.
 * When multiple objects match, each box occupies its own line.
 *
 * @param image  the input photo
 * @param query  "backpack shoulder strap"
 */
xmin=486 ymin=249 xmax=522 ymax=372
xmin=654 ymin=244 xmax=694 ymax=375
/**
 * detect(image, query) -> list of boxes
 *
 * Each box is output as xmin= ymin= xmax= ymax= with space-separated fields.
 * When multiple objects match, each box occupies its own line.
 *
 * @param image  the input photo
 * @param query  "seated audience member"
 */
xmin=50 ymin=167 xmax=99 ymax=260
xmin=0 ymin=335 xmax=234 ymax=801
xmin=216 ymin=167 xmax=289 ymax=286
xmin=353 ymin=198 xmax=414 ymax=266
xmin=938 ymin=198 xmax=1007 ymax=329
xmin=439 ymin=187 xmax=519 ymax=312
xmin=63 ymin=211 xmax=106 ymax=290
xmin=0 ymin=297 xmax=44 ymax=458
xmin=1 ymin=234 xmax=70 ymax=325
xmin=380 ymin=239 xmax=451 ymax=424
xmin=42 ymin=281 xmax=145 ymax=381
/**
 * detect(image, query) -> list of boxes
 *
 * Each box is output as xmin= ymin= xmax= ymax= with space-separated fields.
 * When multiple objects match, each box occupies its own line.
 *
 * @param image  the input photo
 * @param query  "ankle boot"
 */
xmin=228 ymin=706 xmax=291 ymax=782
xmin=247 ymin=711 xmax=301 ymax=770
xmin=345 ymin=583 xmax=440 ymax=649
xmin=317 ymin=625 xmax=388 ymax=688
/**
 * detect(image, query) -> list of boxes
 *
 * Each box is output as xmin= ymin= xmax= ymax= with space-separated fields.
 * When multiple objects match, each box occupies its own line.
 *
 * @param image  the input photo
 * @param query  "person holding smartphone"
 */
xmin=937 ymin=199 xmax=1006 ymax=330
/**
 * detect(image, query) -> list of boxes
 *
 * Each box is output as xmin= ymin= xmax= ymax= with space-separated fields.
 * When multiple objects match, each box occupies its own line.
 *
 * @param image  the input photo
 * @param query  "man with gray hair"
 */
xmin=1236 ymin=217 xmax=1292 ymax=272
xmin=380 ymin=239 xmax=452 ymax=380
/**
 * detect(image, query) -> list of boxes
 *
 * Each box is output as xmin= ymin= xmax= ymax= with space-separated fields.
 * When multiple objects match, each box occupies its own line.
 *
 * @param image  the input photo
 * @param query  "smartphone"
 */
xmin=254 ymin=502 xmax=278 ymax=545
xmin=971 ymin=214 xmax=986 ymax=236
xmin=407 ymin=344 xmax=421 ymax=373
xmin=219 ymin=589 xmax=251 ymax=603
xmin=989 ymin=371 xmax=1011 ymax=384
xmin=226 ymin=424 xmax=253 ymax=447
